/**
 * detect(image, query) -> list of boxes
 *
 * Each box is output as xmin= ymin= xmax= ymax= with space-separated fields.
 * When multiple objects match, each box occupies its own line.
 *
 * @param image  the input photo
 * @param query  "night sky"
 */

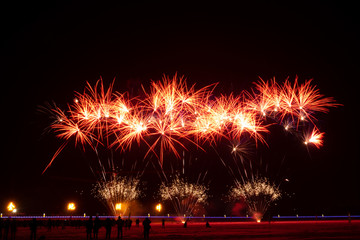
xmin=1 ymin=2 xmax=359 ymax=216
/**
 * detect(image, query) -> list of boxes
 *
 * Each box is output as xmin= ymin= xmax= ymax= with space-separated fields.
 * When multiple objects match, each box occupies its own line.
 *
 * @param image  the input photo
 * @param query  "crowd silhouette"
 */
xmin=0 ymin=216 xmax=225 ymax=239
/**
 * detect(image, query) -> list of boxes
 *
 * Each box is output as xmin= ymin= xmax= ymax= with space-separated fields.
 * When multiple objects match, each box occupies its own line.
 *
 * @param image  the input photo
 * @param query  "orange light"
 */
xmin=115 ymin=203 xmax=122 ymax=211
xmin=7 ymin=202 xmax=15 ymax=212
xmin=155 ymin=203 xmax=162 ymax=212
xmin=256 ymin=219 xmax=261 ymax=223
xmin=67 ymin=202 xmax=76 ymax=211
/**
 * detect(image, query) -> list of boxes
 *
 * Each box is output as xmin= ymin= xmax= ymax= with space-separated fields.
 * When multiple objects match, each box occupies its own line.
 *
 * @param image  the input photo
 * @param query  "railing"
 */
xmin=0 ymin=215 xmax=359 ymax=220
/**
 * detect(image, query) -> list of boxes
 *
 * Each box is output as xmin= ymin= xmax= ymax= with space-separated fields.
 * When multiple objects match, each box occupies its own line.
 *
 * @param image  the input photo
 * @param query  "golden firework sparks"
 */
xmin=229 ymin=177 xmax=280 ymax=219
xmin=93 ymin=176 xmax=141 ymax=215
xmin=159 ymin=175 xmax=208 ymax=217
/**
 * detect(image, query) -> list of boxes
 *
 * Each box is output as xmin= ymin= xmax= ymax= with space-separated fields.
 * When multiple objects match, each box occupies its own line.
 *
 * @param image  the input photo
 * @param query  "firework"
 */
xmin=251 ymin=77 xmax=339 ymax=125
xmin=93 ymin=175 xmax=141 ymax=215
xmin=159 ymin=175 xmax=208 ymax=217
xmin=304 ymin=128 xmax=324 ymax=148
xmin=229 ymin=177 xmax=281 ymax=220
xmin=89 ymin=146 xmax=148 ymax=215
xmin=43 ymin=74 xmax=338 ymax=173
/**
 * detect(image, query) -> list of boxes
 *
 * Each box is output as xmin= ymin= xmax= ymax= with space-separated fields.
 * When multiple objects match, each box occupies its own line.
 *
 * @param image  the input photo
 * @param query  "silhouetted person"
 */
xmin=128 ymin=219 xmax=132 ymax=230
xmin=47 ymin=219 xmax=52 ymax=232
xmin=93 ymin=216 xmax=100 ymax=240
xmin=76 ymin=219 xmax=81 ymax=229
xmin=116 ymin=216 xmax=123 ymax=239
xmin=55 ymin=219 xmax=60 ymax=229
xmin=86 ymin=216 xmax=93 ymax=240
xmin=105 ymin=218 xmax=112 ymax=240
xmin=124 ymin=219 xmax=129 ymax=229
xmin=183 ymin=220 xmax=187 ymax=228
xmin=267 ymin=210 xmax=272 ymax=224
xmin=61 ymin=220 xmax=65 ymax=230
xmin=0 ymin=218 xmax=3 ymax=240
xmin=10 ymin=219 xmax=16 ymax=240
xmin=3 ymin=218 xmax=10 ymax=240
xmin=162 ymin=219 xmax=165 ymax=228
xmin=135 ymin=219 xmax=139 ymax=227
xmin=142 ymin=217 xmax=151 ymax=240
xmin=30 ymin=218 xmax=37 ymax=240
xmin=205 ymin=221 xmax=211 ymax=228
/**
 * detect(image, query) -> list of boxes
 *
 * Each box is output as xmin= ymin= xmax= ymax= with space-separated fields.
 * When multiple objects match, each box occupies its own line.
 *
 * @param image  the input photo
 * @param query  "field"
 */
xmin=4 ymin=220 xmax=360 ymax=239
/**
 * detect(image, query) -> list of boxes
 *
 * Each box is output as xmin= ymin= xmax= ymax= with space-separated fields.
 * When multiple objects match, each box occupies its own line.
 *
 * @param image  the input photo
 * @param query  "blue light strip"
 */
xmin=272 ymin=215 xmax=360 ymax=219
xmin=0 ymin=215 xmax=359 ymax=219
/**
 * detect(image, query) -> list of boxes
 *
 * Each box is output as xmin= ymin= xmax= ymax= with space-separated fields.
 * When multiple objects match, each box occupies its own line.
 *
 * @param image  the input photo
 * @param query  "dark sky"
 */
xmin=1 ymin=2 xmax=359 ymax=215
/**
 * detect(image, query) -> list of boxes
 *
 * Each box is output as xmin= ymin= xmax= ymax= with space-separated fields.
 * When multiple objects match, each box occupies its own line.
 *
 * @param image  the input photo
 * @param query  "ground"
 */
xmin=6 ymin=220 xmax=360 ymax=239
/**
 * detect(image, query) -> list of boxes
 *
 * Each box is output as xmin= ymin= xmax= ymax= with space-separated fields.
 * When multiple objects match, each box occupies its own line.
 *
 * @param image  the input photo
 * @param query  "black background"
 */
xmin=0 ymin=2 xmax=358 ymax=216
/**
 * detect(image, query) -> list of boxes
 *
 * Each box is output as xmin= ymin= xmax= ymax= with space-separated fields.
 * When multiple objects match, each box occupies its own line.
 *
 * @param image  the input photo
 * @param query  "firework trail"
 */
xmin=43 ymin=74 xmax=339 ymax=173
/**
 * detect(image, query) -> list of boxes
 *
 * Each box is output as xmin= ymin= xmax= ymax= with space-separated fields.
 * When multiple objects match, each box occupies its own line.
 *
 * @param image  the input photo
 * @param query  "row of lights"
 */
xmin=4 ymin=202 xmax=163 ymax=214
xmin=3 ymin=202 xmax=267 ymax=223
xmin=3 ymin=202 xmax=77 ymax=214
